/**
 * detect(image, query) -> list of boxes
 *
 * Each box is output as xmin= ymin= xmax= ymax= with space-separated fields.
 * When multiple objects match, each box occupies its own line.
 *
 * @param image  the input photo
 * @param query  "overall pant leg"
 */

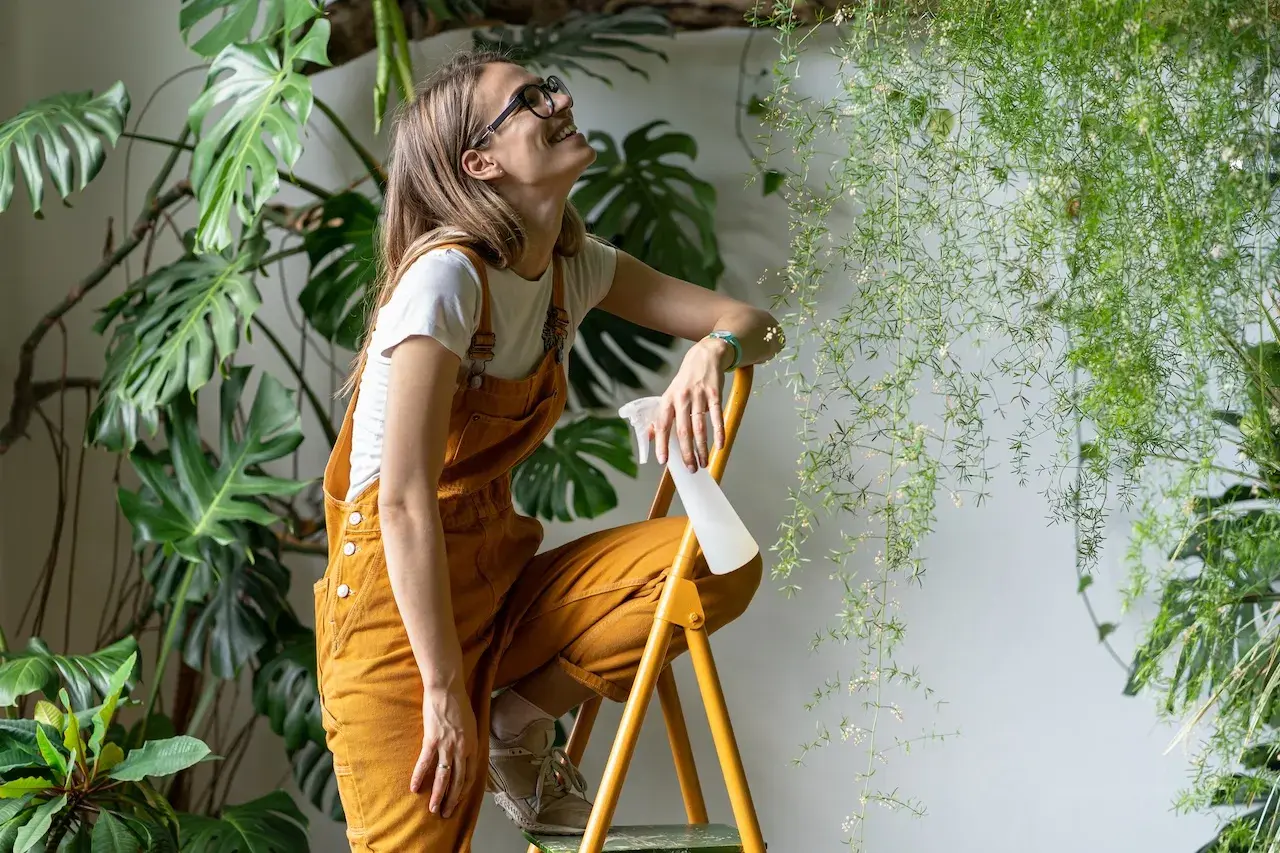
xmin=317 ymin=506 xmax=539 ymax=852
xmin=494 ymin=515 xmax=764 ymax=701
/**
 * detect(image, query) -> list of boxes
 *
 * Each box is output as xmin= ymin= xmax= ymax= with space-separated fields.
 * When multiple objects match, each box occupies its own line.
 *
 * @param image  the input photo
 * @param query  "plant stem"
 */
xmin=314 ymin=97 xmax=388 ymax=193
xmin=251 ymin=317 xmax=340 ymax=448
xmin=257 ymin=243 xmax=309 ymax=269
xmin=387 ymin=1 xmax=417 ymax=102
xmin=121 ymin=130 xmax=333 ymax=201
xmin=136 ymin=561 xmax=198 ymax=747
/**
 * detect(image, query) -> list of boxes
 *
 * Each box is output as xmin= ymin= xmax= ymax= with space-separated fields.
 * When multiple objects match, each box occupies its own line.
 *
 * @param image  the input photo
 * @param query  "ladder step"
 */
xmin=523 ymin=824 xmax=748 ymax=852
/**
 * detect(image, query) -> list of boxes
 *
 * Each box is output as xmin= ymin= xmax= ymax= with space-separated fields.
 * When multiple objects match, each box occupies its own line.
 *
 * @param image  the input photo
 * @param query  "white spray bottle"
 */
xmin=617 ymin=396 xmax=759 ymax=575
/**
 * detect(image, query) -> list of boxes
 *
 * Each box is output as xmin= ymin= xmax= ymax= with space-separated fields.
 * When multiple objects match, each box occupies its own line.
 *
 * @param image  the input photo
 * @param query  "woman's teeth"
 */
xmin=551 ymin=123 xmax=578 ymax=143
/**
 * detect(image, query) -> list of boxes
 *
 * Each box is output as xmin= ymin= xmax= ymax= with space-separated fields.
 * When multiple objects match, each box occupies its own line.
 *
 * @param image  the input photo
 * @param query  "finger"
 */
xmin=709 ymin=395 xmax=726 ymax=450
xmin=429 ymin=759 xmax=453 ymax=815
xmin=674 ymin=398 xmax=695 ymax=472
xmin=691 ymin=396 xmax=709 ymax=468
xmin=442 ymin=754 xmax=468 ymax=819
xmin=409 ymin=744 xmax=435 ymax=794
xmin=655 ymin=400 xmax=674 ymax=465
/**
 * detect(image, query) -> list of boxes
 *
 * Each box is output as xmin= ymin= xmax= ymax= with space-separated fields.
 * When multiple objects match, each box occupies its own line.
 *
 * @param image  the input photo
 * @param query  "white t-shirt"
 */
xmin=345 ymin=238 xmax=618 ymax=501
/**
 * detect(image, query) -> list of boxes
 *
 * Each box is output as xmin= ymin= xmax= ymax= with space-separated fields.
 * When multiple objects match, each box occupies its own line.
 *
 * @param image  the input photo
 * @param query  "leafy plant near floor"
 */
xmin=763 ymin=1 xmax=1280 ymax=848
xmin=0 ymin=1 xmax=724 ymax=847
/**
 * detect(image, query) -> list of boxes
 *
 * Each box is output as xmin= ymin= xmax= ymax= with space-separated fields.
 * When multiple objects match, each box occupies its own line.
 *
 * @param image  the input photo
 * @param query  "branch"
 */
xmin=316 ymin=0 xmax=843 ymax=74
xmin=0 ymin=181 xmax=193 ymax=455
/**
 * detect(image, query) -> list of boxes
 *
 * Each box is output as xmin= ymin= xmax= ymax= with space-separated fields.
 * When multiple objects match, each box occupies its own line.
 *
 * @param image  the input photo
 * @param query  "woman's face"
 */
xmin=466 ymin=63 xmax=595 ymax=192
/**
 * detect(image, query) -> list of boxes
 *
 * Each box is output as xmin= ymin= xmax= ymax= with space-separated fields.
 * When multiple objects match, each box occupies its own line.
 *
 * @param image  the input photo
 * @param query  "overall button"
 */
xmin=348 ymin=511 xmax=363 ymax=525
xmin=336 ymin=584 xmax=351 ymax=598
xmin=342 ymin=542 xmax=356 ymax=556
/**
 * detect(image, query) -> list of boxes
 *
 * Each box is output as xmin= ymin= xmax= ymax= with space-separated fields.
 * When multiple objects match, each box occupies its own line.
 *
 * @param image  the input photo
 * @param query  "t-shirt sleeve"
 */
xmin=369 ymin=249 xmax=481 ymax=360
xmin=569 ymin=235 xmax=618 ymax=318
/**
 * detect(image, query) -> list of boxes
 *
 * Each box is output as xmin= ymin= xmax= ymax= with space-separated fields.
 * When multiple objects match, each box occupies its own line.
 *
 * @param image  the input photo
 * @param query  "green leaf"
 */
xmin=0 ymin=638 xmax=139 ymax=714
xmin=0 ymin=82 xmax=130 ymax=216
xmin=180 ymin=0 xmax=319 ymax=58
xmin=89 ymin=242 xmax=266 ymax=452
xmin=253 ymin=629 xmax=321 ymax=752
xmin=91 ymin=810 xmax=139 ymax=853
xmin=144 ymin=540 xmax=290 ymax=680
xmin=187 ymin=17 xmax=330 ymax=253
xmin=288 ymin=740 xmax=342 ymax=822
xmin=762 ymin=169 xmax=785 ymax=196
xmin=32 ymin=702 xmax=63 ymax=732
xmin=0 ymin=814 xmax=26 ymax=852
xmin=0 ymin=749 xmax=38 ymax=775
xmin=568 ymin=303 xmax=674 ymax=409
xmin=574 ymin=123 xmax=723 ymax=290
xmin=0 ymin=796 xmax=31 ymax=826
xmin=1097 ymin=622 xmax=1118 ymax=642
xmin=513 ymin=416 xmax=637 ymax=522
xmin=61 ymin=688 xmax=83 ymax=761
xmin=0 ymin=778 xmax=51 ymax=800
xmin=1077 ymin=574 xmax=1094 ymax=593
xmin=106 ymin=736 xmax=212 ymax=782
xmin=96 ymin=743 xmax=125 ymax=775
xmin=89 ymin=652 xmax=138 ymax=759
xmin=473 ymin=9 xmax=671 ymax=85
xmin=14 ymin=793 xmax=66 ymax=853
xmin=34 ymin=727 xmax=66 ymax=779
xmin=300 ymin=192 xmax=379 ymax=350
xmin=118 ymin=366 xmax=305 ymax=562
xmin=0 ymin=659 xmax=53 ymax=708
xmin=177 ymin=791 xmax=308 ymax=852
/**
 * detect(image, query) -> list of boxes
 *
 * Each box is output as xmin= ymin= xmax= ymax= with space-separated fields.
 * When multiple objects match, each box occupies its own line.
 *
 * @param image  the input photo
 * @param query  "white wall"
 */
xmin=0 ymin=2 xmax=1219 ymax=850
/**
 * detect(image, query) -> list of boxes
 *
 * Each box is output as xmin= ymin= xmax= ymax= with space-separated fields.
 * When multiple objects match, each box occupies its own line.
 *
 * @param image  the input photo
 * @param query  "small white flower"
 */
xmin=1231 ymin=157 xmax=1244 ymax=170
xmin=1221 ymin=146 xmax=1235 ymax=162
xmin=1210 ymin=244 xmax=1225 ymax=260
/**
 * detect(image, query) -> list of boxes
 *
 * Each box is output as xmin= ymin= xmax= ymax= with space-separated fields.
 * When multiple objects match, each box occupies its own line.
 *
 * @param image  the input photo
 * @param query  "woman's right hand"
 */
xmin=410 ymin=682 xmax=478 ymax=819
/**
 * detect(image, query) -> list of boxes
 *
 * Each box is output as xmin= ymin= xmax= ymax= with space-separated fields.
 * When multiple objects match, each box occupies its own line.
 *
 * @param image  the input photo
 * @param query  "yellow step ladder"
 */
xmin=524 ymin=366 xmax=766 ymax=853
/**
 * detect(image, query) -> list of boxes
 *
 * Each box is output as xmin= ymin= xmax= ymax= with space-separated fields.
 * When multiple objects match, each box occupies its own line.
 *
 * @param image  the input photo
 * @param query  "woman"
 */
xmin=314 ymin=49 xmax=780 ymax=852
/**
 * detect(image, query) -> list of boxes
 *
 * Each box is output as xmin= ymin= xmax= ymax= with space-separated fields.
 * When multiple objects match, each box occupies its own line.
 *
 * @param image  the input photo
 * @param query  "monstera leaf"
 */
xmin=569 ymin=308 xmax=674 ymax=410
xmin=118 ymin=365 xmax=305 ymax=562
xmin=145 ymin=539 xmax=290 ymax=680
xmin=253 ymin=627 xmax=322 ymax=753
xmin=513 ymin=416 xmax=637 ymax=522
xmin=0 ymin=82 xmax=130 ymax=216
xmin=89 ymin=237 xmax=266 ymax=452
xmin=300 ymin=191 xmax=379 ymax=350
xmin=187 ymin=14 xmax=329 ymax=252
xmin=473 ymin=9 xmax=671 ymax=84
xmin=180 ymin=0 xmax=321 ymax=58
xmin=289 ymin=739 xmax=343 ymax=822
xmin=178 ymin=791 xmax=309 ymax=852
xmin=574 ymin=122 xmax=723 ymax=290
xmin=0 ymin=637 xmax=139 ymax=710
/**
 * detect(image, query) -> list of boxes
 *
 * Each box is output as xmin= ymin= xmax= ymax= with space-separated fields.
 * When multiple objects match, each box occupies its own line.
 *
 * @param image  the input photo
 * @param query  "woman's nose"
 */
xmin=552 ymin=89 xmax=573 ymax=113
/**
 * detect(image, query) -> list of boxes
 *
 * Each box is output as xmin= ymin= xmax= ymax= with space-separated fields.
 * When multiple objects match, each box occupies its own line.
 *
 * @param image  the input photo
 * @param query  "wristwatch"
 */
xmin=706 ymin=330 xmax=742 ymax=371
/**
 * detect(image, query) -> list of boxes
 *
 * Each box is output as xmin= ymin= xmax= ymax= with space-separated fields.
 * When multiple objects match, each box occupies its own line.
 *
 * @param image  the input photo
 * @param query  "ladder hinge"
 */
xmin=655 ymin=576 xmax=705 ymax=630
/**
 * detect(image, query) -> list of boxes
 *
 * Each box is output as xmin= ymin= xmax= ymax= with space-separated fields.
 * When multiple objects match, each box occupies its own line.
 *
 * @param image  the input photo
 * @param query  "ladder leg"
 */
xmin=656 ymin=666 xmax=709 ymax=824
xmin=578 ymin=618 xmax=677 ymax=853
xmin=686 ymin=627 xmax=765 ymax=853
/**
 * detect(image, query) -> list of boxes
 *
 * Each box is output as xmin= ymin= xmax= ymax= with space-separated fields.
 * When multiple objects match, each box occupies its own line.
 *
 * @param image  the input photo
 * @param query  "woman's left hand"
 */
xmin=653 ymin=338 xmax=730 ymax=473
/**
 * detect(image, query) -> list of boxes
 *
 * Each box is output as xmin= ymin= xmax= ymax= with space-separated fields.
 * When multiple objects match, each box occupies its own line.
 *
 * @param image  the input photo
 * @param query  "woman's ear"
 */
xmin=462 ymin=148 xmax=504 ymax=181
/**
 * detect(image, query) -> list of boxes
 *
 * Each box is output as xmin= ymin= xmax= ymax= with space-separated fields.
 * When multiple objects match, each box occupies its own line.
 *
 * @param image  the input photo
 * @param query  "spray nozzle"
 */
xmin=617 ymin=396 xmax=663 ymax=465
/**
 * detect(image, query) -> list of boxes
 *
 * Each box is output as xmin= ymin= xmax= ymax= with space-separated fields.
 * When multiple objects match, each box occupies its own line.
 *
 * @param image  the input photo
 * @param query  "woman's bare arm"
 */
xmin=377 ymin=334 xmax=476 ymax=816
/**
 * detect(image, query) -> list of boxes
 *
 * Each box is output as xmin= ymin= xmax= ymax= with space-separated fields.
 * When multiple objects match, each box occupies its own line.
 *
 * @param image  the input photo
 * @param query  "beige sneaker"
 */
xmin=487 ymin=718 xmax=594 ymax=835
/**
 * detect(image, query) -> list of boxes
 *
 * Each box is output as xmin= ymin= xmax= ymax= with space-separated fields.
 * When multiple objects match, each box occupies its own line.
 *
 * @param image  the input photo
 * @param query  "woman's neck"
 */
xmin=507 ymin=191 xmax=565 ymax=281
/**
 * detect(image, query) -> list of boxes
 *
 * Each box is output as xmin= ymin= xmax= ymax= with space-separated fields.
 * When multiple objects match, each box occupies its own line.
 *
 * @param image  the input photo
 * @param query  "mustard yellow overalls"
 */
xmin=314 ymin=245 xmax=763 ymax=851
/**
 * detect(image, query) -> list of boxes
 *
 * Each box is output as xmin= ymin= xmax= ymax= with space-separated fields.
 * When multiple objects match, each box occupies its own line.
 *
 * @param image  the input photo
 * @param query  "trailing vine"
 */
xmin=763 ymin=1 xmax=1280 ymax=848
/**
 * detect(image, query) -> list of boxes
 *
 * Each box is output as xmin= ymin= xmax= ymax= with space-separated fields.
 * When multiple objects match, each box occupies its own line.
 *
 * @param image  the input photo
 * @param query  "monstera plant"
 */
xmin=0 ymin=1 xmax=738 ymax=847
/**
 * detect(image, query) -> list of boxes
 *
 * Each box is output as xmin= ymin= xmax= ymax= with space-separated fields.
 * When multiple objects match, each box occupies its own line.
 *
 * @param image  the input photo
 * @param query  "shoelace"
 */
xmin=532 ymin=746 xmax=587 ymax=808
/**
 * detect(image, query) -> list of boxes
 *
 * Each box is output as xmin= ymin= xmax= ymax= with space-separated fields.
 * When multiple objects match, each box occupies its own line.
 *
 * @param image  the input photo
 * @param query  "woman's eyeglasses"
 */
xmin=473 ymin=76 xmax=572 ymax=148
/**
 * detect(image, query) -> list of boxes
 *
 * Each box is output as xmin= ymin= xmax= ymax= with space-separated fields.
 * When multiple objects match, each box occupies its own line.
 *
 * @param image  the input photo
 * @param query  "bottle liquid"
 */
xmin=617 ymin=396 xmax=759 ymax=575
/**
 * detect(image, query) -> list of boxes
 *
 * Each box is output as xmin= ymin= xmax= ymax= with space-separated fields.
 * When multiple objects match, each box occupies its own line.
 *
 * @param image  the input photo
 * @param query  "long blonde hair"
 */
xmin=341 ymin=50 xmax=587 ymax=395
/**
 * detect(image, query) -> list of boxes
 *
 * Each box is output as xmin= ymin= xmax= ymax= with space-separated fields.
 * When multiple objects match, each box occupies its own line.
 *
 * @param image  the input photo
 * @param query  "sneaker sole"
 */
xmin=492 ymin=792 xmax=587 ymax=836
